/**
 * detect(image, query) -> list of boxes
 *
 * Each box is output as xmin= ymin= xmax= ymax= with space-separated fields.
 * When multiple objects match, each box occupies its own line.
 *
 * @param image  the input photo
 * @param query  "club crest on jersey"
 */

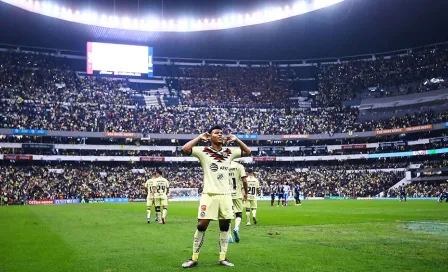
xmin=203 ymin=147 xmax=232 ymax=162
xmin=209 ymin=163 xmax=218 ymax=172
xmin=201 ymin=205 xmax=207 ymax=211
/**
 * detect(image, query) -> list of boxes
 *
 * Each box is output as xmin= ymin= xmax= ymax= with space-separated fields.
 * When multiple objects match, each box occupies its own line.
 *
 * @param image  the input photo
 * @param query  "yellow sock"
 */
xmin=219 ymin=254 xmax=226 ymax=261
xmin=218 ymin=231 xmax=229 ymax=261
xmin=192 ymin=230 xmax=205 ymax=261
xmin=192 ymin=253 xmax=199 ymax=261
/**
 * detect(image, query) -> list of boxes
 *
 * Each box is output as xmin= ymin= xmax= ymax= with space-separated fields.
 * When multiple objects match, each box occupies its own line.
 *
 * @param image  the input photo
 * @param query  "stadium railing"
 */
xmin=0 ymin=122 xmax=445 ymax=141
xmin=1 ymin=147 xmax=447 ymax=162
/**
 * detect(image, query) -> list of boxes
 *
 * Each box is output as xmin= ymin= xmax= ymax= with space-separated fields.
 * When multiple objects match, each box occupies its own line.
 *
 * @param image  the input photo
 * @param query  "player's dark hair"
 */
xmin=247 ymin=169 xmax=254 ymax=174
xmin=208 ymin=125 xmax=223 ymax=134
xmin=156 ymin=169 xmax=163 ymax=175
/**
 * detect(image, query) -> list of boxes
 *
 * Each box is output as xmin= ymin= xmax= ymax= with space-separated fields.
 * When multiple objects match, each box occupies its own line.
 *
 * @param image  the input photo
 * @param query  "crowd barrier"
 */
xmin=357 ymin=197 xmax=439 ymax=200
xmin=20 ymin=196 xmax=441 ymax=205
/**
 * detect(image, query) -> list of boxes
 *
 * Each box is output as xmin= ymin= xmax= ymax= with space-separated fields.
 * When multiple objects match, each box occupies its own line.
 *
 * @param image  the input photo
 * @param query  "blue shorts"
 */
xmin=278 ymin=194 xmax=284 ymax=199
xmin=283 ymin=193 xmax=288 ymax=199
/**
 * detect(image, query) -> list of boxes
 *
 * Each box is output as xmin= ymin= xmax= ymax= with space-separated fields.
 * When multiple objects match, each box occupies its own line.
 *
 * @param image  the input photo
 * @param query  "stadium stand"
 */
xmin=317 ymin=45 xmax=448 ymax=106
xmin=0 ymin=163 xmax=404 ymax=201
xmin=1 ymin=43 xmax=448 ymax=203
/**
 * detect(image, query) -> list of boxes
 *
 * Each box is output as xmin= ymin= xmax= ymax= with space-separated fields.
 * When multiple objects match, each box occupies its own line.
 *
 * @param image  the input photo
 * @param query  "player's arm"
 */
xmin=181 ymin=133 xmax=209 ymax=155
xmin=227 ymin=134 xmax=251 ymax=157
xmin=239 ymin=164 xmax=248 ymax=200
xmin=145 ymin=182 xmax=151 ymax=195
xmin=242 ymin=176 xmax=248 ymax=201
xmin=166 ymin=180 xmax=170 ymax=195
xmin=151 ymin=184 xmax=156 ymax=199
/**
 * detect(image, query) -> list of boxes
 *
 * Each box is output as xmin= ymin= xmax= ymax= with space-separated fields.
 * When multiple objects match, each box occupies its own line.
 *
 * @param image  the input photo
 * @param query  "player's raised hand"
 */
xmin=226 ymin=133 xmax=237 ymax=143
xmin=242 ymin=192 xmax=248 ymax=201
xmin=198 ymin=132 xmax=210 ymax=142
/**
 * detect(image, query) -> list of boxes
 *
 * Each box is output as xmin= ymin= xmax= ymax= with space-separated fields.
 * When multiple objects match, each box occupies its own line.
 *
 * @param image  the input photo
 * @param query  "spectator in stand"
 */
xmin=1 ymin=49 xmax=448 ymax=135
xmin=179 ymin=66 xmax=293 ymax=107
xmin=388 ymin=182 xmax=448 ymax=198
xmin=0 ymin=164 xmax=405 ymax=202
xmin=317 ymin=46 xmax=448 ymax=106
xmin=2 ymin=100 xmax=447 ymax=135
xmin=253 ymin=167 xmax=403 ymax=198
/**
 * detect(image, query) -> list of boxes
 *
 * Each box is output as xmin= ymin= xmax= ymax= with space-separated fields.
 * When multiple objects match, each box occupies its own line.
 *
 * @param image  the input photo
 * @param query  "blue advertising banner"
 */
xmin=444 ymin=122 xmax=448 ymax=127
xmin=369 ymin=147 xmax=448 ymax=159
xmin=236 ymin=134 xmax=258 ymax=140
xmin=12 ymin=129 xmax=47 ymax=135
xmin=357 ymin=197 xmax=438 ymax=200
xmin=54 ymin=199 xmax=80 ymax=204
xmin=104 ymin=198 xmax=129 ymax=203
xmin=435 ymin=148 xmax=448 ymax=154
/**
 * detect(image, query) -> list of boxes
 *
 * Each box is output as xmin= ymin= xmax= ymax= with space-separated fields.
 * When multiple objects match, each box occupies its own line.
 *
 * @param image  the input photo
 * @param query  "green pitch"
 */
xmin=1 ymin=200 xmax=448 ymax=272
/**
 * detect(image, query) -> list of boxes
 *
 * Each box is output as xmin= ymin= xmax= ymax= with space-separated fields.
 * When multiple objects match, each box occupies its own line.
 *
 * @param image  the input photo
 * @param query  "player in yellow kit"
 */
xmin=228 ymin=161 xmax=248 ymax=243
xmin=181 ymin=125 xmax=251 ymax=268
xmin=144 ymin=174 xmax=156 ymax=224
xmin=244 ymin=169 xmax=260 ymax=226
xmin=152 ymin=169 xmax=170 ymax=224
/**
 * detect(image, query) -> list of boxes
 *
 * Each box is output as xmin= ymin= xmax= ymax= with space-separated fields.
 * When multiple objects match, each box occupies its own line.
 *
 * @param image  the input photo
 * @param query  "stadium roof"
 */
xmin=1 ymin=0 xmax=447 ymax=60
xmin=1 ymin=0 xmax=345 ymax=32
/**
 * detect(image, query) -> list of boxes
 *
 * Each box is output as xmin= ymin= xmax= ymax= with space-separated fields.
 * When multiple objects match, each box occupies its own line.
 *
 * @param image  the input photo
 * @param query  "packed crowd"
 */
xmin=388 ymin=182 xmax=448 ymax=198
xmin=0 ymin=165 xmax=203 ymax=201
xmin=1 ymin=50 xmax=448 ymax=135
xmin=359 ymin=80 xmax=447 ymax=100
xmin=318 ymin=46 xmax=448 ymax=106
xmin=253 ymin=167 xmax=403 ymax=197
xmin=2 ymin=101 xmax=448 ymax=134
xmin=179 ymin=66 xmax=293 ymax=106
xmin=423 ymin=160 xmax=448 ymax=169
xmin=0 ymin=51 xmax=135 ymax=106
xmin=0 ymin=164 xmax=407 ymax=202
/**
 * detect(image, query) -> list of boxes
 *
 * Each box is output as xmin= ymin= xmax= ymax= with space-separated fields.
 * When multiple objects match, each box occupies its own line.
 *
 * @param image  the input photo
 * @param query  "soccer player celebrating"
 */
xmin=144 ymin=174 xmax=156 ymax=224
xmin=245 ymin=169 xmax=260 ymax=226
xmin=228 ymin=161 xmax=248 ymax=243
xmin=181 ymin=126 xmax=251 ymax=268
xmin=153 ymin=169 xmax=170 ymax=224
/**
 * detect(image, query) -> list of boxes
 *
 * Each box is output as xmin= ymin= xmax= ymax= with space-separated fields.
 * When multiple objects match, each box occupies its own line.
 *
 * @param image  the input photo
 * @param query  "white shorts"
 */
xmin=232 ymin=198 xmax=243 ymax=213
xmin=146 ymin=198 xmax=155 ymax=206
xmin=244 ymin=199 xmax=257 ymax=209
xmin=197 ymin=193 xmax=233 ymax=221
xmin=154 ymin=197 xmax=168 ymax=207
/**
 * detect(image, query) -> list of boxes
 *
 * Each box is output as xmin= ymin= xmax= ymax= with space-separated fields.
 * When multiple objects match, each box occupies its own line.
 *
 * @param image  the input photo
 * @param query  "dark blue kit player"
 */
xmin=399 ymin=186 xmax=407 ymax=202
xmin=277 ymin=184 xmax=284 ymax=207
xmin=294 ymin=183 xmax=301 ymax=205
xmin=439 ymin=191 xmax=448 ymax=203
xmin=270 ymin=183 xmax=277 ymax=207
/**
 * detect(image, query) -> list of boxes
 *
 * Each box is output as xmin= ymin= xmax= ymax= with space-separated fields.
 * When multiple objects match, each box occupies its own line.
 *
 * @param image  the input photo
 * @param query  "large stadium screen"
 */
xmin=86 ymin=42 xmax=153 ymax=77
